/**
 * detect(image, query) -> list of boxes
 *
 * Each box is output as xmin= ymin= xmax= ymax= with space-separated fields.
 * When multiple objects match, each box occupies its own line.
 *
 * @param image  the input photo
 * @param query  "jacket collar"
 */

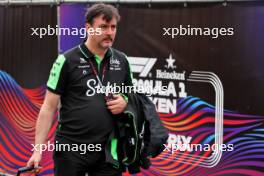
xmin=79 ymin=43 xmax=112 ymax=60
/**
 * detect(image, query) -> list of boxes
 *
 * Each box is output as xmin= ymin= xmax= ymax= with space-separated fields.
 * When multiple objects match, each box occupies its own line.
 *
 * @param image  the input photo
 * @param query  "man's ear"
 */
xmin=85 ymin=23 xmax=92 ymax=31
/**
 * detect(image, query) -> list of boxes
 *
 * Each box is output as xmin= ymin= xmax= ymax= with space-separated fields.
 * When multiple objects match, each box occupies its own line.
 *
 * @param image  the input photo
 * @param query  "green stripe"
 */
xmin=111 ymin=138 xmax=118 ymax=160
xmin=47 ymin=55 xmax=66 ymax=90
xmin=95 ymin=55 xmax=102 ymax=71
xmin=57 ymin=124 xmax=61 ymax=132
xmin=119 ymin=93 xmax=128 ymax=103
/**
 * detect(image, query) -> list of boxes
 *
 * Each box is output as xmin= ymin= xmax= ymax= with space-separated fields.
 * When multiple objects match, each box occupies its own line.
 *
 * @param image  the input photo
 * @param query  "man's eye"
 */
xmin=100 ymin=25 xmax=108 ymax=29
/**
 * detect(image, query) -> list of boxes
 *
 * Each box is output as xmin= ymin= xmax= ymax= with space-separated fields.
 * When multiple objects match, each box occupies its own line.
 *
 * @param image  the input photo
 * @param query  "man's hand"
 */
xmin=26 ymin=90 xmax=59 ymax=173
xmin=106 ymin=94 xmax=127 ymax=114
xmin=27 ymin=151 xmax=42 ymax=173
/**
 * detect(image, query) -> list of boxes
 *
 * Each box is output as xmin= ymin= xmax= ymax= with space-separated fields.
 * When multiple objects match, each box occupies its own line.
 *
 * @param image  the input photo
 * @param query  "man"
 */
xmin=27 ymin=3 xmax=133 ymax=176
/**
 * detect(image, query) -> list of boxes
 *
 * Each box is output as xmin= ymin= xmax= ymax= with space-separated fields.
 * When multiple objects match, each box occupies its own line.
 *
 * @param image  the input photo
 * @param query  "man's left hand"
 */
xmin=106 ymin=94 xmax=127 ymax=114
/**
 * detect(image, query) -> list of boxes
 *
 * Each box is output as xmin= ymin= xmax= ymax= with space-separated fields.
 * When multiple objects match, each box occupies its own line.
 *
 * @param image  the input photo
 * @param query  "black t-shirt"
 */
xmin=47 ymin=43 xmax=133 ymax=145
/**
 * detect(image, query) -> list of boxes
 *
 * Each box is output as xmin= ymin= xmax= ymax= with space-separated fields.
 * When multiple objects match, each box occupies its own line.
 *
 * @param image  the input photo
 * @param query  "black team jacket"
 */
xmin=105 ymin=93 xmax=169 ymax=174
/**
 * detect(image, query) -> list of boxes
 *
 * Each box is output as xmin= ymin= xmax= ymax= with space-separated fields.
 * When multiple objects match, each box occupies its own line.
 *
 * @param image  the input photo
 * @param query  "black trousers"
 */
xmin=53 ymin=138 xmax=121 ymax=176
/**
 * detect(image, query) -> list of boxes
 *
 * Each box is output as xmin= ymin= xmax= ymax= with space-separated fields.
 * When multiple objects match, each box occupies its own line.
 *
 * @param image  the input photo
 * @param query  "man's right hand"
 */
xmin=26 ymin=90 xmax=59 ymax=171
xmin=27 ymin=151 xmax=42 ymax=170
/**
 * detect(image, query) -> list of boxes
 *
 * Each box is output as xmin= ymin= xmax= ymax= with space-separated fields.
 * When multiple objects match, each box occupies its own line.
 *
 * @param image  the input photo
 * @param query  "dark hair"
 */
xmin=85 ymin=3 xmax=121 ymax=25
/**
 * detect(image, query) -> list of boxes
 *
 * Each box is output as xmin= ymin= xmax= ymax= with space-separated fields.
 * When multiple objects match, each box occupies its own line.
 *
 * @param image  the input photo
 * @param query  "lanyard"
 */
xmin=88 ymin=59 xmax=107 ymax=87
xmin=78 ymin=45 xmax=112 ymax=87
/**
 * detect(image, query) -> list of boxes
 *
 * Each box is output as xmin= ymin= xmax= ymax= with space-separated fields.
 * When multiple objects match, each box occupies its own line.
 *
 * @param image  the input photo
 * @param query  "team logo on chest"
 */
xmin=78 ymin=57 xmax=90 ymax=69
xmin=110 ymin=58 xmax=121 ymax=71
xmin=80 ymin=57 xmax=88 ymax=64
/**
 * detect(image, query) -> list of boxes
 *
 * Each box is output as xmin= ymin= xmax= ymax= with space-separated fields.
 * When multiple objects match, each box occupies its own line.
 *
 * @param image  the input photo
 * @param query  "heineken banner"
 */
xmin=0 ymin=2 xmax=263 ymax=176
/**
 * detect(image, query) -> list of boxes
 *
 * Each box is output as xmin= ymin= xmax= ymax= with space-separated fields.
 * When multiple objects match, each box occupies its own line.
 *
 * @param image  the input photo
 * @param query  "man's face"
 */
xmin=86 ymin=15 xmax=117 ymax=49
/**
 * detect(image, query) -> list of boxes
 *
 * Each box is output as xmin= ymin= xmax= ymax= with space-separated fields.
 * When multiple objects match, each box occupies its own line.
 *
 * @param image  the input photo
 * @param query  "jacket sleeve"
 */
xmin=139 ymin=93 xmax=169 ymax=158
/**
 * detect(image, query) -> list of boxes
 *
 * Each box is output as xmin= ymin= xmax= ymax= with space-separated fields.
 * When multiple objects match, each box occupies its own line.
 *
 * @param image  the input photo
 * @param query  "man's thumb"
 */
xmin=34 ymin=161 xmax=39 ymax=168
